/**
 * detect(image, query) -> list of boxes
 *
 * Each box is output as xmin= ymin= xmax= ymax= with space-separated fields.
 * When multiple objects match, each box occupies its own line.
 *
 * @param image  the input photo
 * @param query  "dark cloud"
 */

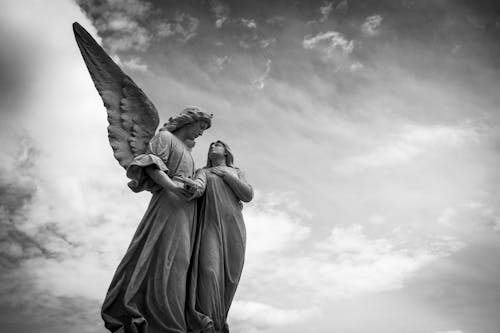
xmin=0 ymin=136 xmax=44 ymax=265
xmin=405 ymin=236 xmax=500 ymax=333
xmin=76 ymin=0 xmax=157 ymax=52
xmin=0 ymin=28 xmax=30 ymax=112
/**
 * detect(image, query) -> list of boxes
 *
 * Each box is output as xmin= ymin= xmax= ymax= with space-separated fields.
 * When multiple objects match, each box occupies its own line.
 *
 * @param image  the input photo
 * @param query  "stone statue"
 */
xmin=179 ymin=141 xmax=254 ymax=333
xmin=73 ymin=22 xmax=213 ymax=332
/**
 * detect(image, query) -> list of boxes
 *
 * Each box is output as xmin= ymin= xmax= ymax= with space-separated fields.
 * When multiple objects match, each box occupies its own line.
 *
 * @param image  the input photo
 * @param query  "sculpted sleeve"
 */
xmin=190 ymin=168 xmax=207 ymax=199
xmin=126 ymin=131 xmax=172 ymax=193
xmin=224 ymin=168 xmax=253 ymax=203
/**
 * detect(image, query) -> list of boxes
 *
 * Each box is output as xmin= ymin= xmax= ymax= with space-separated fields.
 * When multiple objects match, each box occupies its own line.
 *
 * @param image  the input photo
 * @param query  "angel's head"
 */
xmin=206 ymin=140 xmax=234 ymax=167
xmin=161 ymin=106 xmax=213 ymax=142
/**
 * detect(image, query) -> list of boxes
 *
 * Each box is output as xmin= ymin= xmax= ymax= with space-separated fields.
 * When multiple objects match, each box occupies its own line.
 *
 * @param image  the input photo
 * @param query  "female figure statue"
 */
xmin=186 ymin=141 xmax=253 ymax=333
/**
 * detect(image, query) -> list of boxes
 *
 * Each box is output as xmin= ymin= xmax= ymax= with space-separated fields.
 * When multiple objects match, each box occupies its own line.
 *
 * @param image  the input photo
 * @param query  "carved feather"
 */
xmin=72 ymin=22 xmax=160 ymax=169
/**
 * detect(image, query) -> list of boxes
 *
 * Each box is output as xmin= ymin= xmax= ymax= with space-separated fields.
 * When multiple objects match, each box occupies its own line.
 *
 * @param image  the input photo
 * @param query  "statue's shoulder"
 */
xmin=154 ymin=130 xmax=175 ymax=143
xmin=148 ymin=130 xmax=176 ymax=153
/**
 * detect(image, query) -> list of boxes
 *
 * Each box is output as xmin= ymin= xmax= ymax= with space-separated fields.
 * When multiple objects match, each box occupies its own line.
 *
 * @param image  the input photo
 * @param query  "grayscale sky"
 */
xmin=1 ymin=1 xmax=500 ymax=332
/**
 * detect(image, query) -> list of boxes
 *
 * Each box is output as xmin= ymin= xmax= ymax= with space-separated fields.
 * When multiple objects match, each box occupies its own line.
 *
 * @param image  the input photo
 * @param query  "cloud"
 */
xmin=334 ymin=0 xmax=349 ymax=15
xmin=259 ymin=38 xmax=276 ymax=49
xmin=156 ymin=21 xmax=175 ymax=38
xmin=368 ymin=214 xmax=387 ymax=225
xmin=171 ymin=12 xmax=200 ymax=43
xmin=319 ymin=1 xmax=334 ymax=22
xmin=240 ymin=18 xmax=257 ymax=29
xmin=361 ymin=14 xmax=383 ymax=35
xmin=252 ymin=59 xmax=272 ymax=89
xmin=209 ymin=0 xmax=229 ymax=28
xmin=335 ymin=123 xmax=479 ymax=171
xmin=239 ymin=192 xmax=464 ymax=312
xmin=3 ymin=0 xmax=500 ymax=332
xmin=349 ymin=60 xmax=364 ymax=71
xmin=77 ymin=1 xmax=200 ymax=51
xmin=229 ymin=301 xmax=320 ymax=332
xmin=303 ymin=31 xmax=354 ymax=64
xmin=76 ymin=0 xmax=155 ymax=52
xmin=437 ymin=207 xmax=457 ymax=226
xmin=436 ymin=330 xmax=464 ymax=333
xmin=0 ymin=0 xmax=150 ymax=330
xmin=266 ymin=16 xmax=285 ymax=25
xmin=112 ymin=55 xmax=149 ymax=72
xmin=210 ymin=55 xmax=231 ymax=72
xmin=306 ymin=225 xmax=464 ymax=298
xmin=153 ymin=12 xmax=200 ymax=43
xmin=243 ymin=191 xmax=311 ymax=255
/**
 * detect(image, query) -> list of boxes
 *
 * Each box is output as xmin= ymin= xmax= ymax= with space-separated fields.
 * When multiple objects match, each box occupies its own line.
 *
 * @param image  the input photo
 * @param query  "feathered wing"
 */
xmin=73 ymin=22 xmax=160 ymax=169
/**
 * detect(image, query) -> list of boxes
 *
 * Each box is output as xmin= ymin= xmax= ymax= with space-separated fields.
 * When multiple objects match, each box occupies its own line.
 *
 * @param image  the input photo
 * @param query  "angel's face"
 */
xmin=185 ymin=121 xmax=209 ymax=140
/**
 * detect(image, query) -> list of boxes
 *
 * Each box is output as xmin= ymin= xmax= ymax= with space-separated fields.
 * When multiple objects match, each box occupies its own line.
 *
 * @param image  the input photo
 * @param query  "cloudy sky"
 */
xmin=1 ymin=0 xmax=500 ymax=332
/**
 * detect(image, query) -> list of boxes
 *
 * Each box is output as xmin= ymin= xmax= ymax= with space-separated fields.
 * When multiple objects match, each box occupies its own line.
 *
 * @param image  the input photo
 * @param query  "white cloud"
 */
xmin=210 ymin=55 xmax=231 ymax=72
xmin=243 ymin=191 xmax=311 ymax=254
xmin=171 ymin=12 xmax=200 ymax=43
xmin=361 ymin=14 xmax=383 ymax=35
xmin=350 ymin=61 xmax=364 ymax=71
xmin=252 ymin=59 xmax=272 ymax=89
xmin=437 ymin=207 xmax=456 ymax=226
xmin=308 ymin=226 xmax=463 ymax=298
xmin=335 ymin=123 xmax=479 ymax=170
xmin=77 ymin=0 xmax=154 ymax=52
xmin=303 ymin=31 xmax=354 ymax=53
xmin=209 ymin=0 xmax=229 ymax=28
xmin=240 ymin=222 xmax=464 ymax=309
xmin=259 ymin=38 xmax=276 ymax=49
xmin=319 ymin=1 xmax=334 ymax=22
xmin=230 ymin=301 xmax=320 ymax=332
xmin=334 ymin=0 xmax=349 ymax=15
xmin=123 ymin=57 xmax=149 ymax=72
xmin=156 ymin=21 xmax=175 ymax=37
xmin=303 ymin=31 xmax=354 ymax=65
xmin=266 ymin=16 xmax=285 ymax=25
xmin=0 ymin=0 xmax=148 ymax=313
xmin=369 ymin=214 xmax=387 ymax=225
xmin=240 ymin=18 xmax=257 ymax=29
xmin=436 ymin=330 xmax=464 ymax=333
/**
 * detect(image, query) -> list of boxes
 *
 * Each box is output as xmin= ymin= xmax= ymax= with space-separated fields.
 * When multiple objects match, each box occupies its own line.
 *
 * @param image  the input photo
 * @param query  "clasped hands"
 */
xmin=170 ymin=176 xmax=201 ymax=201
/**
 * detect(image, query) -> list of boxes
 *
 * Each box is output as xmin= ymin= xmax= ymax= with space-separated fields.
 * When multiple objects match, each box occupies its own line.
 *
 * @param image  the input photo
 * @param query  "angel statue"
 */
xmin=73 ymin=22 xmax=212 ymax=333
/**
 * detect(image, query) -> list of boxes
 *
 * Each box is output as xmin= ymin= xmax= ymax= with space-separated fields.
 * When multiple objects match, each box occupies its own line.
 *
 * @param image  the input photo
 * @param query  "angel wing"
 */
xmin=73 ymin=22 xmax=160 ymax=169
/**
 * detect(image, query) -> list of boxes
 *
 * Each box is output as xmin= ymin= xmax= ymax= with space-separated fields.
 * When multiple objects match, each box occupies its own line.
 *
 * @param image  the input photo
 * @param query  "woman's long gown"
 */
xmin=187 ymin=167 xmax=253 ymax=333
xmin=102 ymin=130 xmax=198 ymax=333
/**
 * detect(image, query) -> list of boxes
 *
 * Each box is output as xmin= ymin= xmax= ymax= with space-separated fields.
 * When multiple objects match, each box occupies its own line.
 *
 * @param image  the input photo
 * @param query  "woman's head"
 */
xmin=206 ymin=140 xmax=234 ymax=167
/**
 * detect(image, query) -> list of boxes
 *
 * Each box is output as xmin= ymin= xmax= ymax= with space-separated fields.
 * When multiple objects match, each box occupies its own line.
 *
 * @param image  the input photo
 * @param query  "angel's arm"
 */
xmin=143 ymin=132 xmax=190 ymax=198
xmin=190 ymin=168 xmax=207 ymax=199
xmin=222 ymin=168 xmax=254 ymax=203
xmin=145 ymin=167 xmax=184 ymax=192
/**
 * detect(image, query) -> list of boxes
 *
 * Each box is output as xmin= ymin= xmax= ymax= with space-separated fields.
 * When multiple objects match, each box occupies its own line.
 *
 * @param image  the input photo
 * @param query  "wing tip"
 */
xmin=72 ymin=22 xmax=83 ymax=35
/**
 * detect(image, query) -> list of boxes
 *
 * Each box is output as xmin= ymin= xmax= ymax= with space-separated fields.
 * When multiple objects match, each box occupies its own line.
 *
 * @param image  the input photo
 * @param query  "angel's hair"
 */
xmin=160 ymin=106 xmax=213 ymax=133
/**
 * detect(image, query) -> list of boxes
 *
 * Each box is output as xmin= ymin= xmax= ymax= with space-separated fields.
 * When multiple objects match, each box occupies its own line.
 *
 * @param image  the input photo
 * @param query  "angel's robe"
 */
xmin=186 ymin=167 xmax=253 ymax=333
xmin=102 ymin=129 xmax=197 ymax=333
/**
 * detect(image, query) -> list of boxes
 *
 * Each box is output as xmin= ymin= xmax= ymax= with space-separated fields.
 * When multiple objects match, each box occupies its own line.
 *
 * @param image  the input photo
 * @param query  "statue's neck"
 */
xmin=173 ymin=128 xmax=188 ymax=142
xmin=210 ymin=158 xmax=226 ymax=167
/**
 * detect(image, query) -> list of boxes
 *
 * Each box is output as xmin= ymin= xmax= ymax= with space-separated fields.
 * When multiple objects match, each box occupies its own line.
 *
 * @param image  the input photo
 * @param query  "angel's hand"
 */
xmin=168 ymin=183 xmax=191 ymax=201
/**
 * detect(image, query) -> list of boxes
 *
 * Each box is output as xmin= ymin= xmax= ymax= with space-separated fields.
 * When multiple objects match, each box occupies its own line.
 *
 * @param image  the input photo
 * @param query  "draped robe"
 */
xmin=102 ymin=130 xmax=197 ymax=333
xmin=187 ymin=167 xmax=253 ymax=333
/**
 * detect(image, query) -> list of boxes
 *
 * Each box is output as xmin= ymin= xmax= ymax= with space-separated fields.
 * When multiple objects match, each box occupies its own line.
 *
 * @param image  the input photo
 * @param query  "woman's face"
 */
xmin=209 ymin=141 xmax=226 ymax=157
